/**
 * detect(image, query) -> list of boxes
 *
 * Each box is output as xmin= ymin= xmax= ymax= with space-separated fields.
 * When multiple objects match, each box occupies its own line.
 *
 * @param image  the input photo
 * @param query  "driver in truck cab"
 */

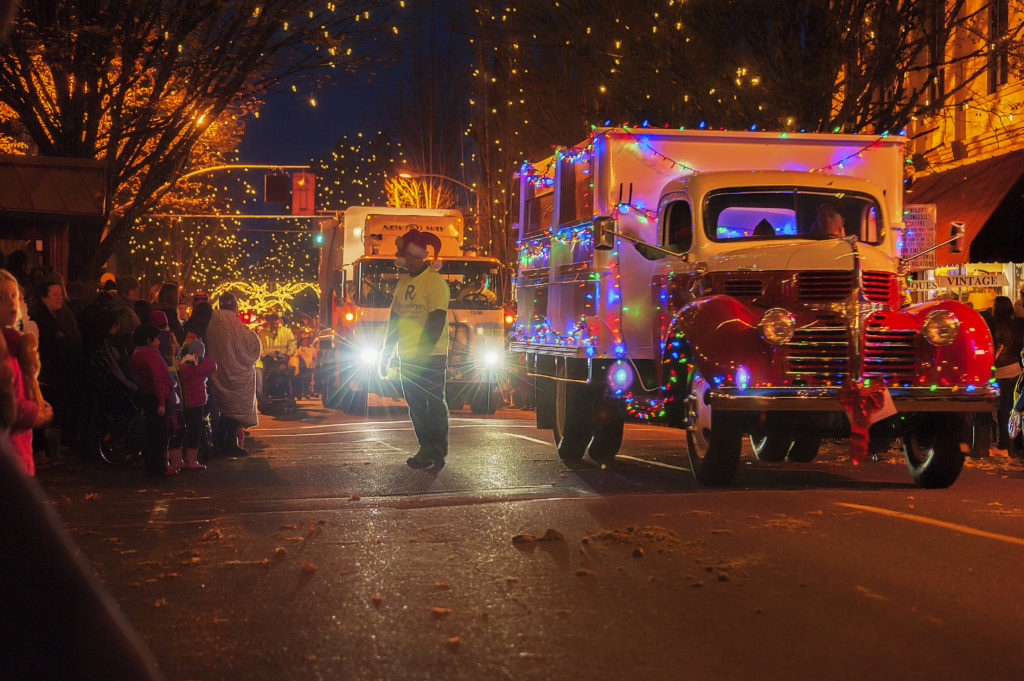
xmin=456 ymin=274 xmax=496 ymax=304
xmin=811 ymin=202 xmax=847 ymax=237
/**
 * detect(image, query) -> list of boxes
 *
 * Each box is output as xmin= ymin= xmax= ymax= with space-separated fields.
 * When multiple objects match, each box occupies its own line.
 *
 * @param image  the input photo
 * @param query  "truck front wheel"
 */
xmin=553 ymin=380 xmax=593 ymax=463
xmin=686 ymin=374 xmax=742 ymax=485
xmin=902 ymin=413 xmax=966 ymax=488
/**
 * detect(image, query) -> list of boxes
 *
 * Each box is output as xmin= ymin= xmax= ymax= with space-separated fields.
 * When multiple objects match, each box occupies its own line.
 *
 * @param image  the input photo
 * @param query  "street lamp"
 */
xmin=397 ymin=172 xmax=481 ymax=245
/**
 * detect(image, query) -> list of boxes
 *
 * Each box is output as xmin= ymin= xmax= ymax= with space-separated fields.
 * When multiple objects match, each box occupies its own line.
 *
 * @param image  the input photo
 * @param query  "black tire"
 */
xmin=322 ymin=371 xmax=343 ymax=409
xmin=552 ymin=380 xmax=592 ymax=463
xmin=786 ymin=435 xmax=821 ymax=462
xmin=749 ymin=431 xmax=789 ymax=462
xmin=588 ymin=396 xmax=624 ymax=465
xmin=902 ymin=412 xmax=966 ymax=488
xmin=685 ymin=374 xmax=742 ymax=485
xmin=340 ymin=389 xmax=368 ymax=415
xmin=470 ymin=386 xmax=500 ymax=415
xmin=98 ymin=410 xmax=145 ymax=465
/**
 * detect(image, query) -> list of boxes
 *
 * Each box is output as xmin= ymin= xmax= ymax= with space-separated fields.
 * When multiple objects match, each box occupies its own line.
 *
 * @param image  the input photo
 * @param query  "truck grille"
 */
xmin=862 ymin=271 xmax=898 ymax=306
xmin=784 ymin=323 xmax=916 ymax=385
xmin=723 ymin=279 xmax=764 ymax=297
xmin=794 ymin=270 xmax=897 ymax=307
xmin=785 ymin=326 xmax=848 ymax=382
xmin=795 ymin=271 xmax=853 ymax=302
xmin=863 ymin=323 xmax=916 ymax=381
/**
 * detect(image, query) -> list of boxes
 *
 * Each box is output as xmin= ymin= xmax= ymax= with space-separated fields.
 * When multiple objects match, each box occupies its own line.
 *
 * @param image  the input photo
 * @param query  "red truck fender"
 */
xmin=902 ymin=299 xmax=994 ymax=386
xmin=663 ymin=295 xmax=772 ymax=390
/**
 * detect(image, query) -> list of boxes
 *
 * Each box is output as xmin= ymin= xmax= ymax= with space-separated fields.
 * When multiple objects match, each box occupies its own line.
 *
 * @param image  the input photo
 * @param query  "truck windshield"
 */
xmin=353 ymin=259 xmax=503 ymax=309
xmin=704 ymin=189 xmax=882 ymax=245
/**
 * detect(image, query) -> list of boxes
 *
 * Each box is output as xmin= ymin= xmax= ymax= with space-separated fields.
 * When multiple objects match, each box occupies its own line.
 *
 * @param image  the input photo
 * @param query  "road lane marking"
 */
xmin=505 ymin=433 xmax=553 ymax=446
xmin=836 ymin=502 xmax=1024 ymax=547
xmin=147 ymin=498 xmax=169 ymax=527
xmin=617 ymin=455 xmax=691 ymax=472
xmin=258 ymin=423 xmax=537 ymax=438
xmin=254 ymin=419 xmax=532 ymax=432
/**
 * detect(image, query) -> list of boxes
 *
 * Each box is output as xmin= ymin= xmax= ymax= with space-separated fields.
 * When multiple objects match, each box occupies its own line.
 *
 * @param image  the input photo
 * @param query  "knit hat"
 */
xmin=147 ymin=309 xmax=168 ymax=327
xmin=395 ymin=226 xmax=442 ymax=265
xmin=182 ymin=338 xmax=205 ymax=357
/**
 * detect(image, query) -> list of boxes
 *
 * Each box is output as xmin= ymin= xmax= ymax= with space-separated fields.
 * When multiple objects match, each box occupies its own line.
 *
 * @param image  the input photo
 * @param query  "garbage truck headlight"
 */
xmin=359 ymin=347 xmax=380 ymax=365
xmin=759 ymin=308 xmax=796 ymax=345
xmin=922 ymin=309 xmax=959 ymax=346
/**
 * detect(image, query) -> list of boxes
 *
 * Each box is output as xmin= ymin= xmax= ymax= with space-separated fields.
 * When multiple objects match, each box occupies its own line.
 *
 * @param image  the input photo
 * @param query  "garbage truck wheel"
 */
xmin=686 ymin=373 xmax=741 ymax=486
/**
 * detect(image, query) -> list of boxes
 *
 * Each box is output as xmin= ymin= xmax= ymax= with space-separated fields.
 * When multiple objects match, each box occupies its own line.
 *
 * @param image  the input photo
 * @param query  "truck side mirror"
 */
xmin=593 ymin=216 xmax=616 ymax=250
xmin=950 ymin=221 xmax=965 ymax=254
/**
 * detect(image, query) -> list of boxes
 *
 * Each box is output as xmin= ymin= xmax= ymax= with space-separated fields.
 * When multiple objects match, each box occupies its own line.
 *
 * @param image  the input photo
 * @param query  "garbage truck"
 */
xmin=510 ymin=126 xmax=996 ymax=487
xmin=317 ymin=206 xmax=506 ymax=414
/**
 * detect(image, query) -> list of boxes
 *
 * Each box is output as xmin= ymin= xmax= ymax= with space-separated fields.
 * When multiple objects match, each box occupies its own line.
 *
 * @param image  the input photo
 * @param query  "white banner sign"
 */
xmin=907 ymin=273 xmax=1008 ymax=291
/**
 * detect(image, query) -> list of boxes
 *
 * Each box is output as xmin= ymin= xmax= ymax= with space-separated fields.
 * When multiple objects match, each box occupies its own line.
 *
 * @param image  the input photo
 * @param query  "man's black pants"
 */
xmin=399 ymin=355 xmax=449 ymax=459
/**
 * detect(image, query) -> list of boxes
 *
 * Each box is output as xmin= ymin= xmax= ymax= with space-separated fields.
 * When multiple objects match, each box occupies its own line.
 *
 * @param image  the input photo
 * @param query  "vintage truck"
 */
xmin=317 ymin=206 xmax=506 ymax=414
xmin=510 ymin=127 xmax=996 ymax=487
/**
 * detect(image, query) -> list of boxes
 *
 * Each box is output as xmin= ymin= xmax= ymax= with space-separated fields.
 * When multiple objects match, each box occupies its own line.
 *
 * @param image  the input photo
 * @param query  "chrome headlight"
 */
xmin=922 ymin=309 xmax=959 ymax=346
xmin=759 ymin=308 xmax=796 ymax=345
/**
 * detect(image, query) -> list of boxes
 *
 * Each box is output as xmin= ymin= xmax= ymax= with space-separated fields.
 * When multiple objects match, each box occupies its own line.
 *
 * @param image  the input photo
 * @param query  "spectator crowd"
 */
xmin=0 ymin=251 xmax=317 ymax=479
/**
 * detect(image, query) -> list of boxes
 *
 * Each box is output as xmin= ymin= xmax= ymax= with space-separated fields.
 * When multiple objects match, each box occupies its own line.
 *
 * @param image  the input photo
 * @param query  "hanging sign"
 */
xmin=901 ymin=204 xmax=936 ymax=269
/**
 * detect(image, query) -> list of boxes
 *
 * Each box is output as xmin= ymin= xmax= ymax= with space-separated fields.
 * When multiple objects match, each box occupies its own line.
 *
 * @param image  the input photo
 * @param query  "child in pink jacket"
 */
xmin=177 ymin=336 xmax=216 ymax=471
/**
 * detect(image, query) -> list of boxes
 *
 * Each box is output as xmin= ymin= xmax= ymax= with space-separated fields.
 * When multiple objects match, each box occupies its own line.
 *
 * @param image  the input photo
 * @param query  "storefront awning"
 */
xmin=0 ymin=154 xmax=106 ymax=218
xmin=904 ymin=149 xmax=1024 ymax=266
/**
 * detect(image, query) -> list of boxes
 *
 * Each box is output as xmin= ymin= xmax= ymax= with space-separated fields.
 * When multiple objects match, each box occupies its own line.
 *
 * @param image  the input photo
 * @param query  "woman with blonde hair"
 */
xmin=0 ymin=269 xmax=53 ymax=474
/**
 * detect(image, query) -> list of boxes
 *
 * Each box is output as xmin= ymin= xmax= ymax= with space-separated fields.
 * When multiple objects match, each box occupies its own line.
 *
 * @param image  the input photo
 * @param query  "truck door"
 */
xmin=653 ymin=200 xmax=696 ymax=381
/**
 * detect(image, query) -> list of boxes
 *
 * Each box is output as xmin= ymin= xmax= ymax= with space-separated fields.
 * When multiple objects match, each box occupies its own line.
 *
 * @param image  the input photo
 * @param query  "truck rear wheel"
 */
xmin=588 ymin=396 xmax=624 ymax=465
xmin=686 ymin=374 xmax=742 ymax=485
xmin=553 ymin=380 xmax=593 ymax=463
xmin=902 ymin=413 xmax=965 ymax=488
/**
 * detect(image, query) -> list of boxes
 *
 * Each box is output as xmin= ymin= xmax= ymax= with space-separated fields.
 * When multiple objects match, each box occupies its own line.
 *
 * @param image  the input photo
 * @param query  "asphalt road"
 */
xmin=37 ymin=398 xmax=1024 ymax=681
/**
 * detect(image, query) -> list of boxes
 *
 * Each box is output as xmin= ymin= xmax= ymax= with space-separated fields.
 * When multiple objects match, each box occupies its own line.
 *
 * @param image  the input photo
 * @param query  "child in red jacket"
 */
xmin=128 ymin=324 xmax=175 ymax=476
xmin=177 ymin=336 xmax=216 ymax=471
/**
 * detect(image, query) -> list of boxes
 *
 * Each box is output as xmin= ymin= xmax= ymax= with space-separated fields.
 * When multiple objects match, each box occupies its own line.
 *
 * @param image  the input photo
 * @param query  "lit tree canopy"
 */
xmin=0 ymin=0 xmax=408 ymax=282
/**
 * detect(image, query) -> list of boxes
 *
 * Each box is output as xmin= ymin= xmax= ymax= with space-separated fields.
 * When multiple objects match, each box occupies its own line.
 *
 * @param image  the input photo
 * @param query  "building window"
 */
xmin=988 ymin=0 xmax=1010 ymax=93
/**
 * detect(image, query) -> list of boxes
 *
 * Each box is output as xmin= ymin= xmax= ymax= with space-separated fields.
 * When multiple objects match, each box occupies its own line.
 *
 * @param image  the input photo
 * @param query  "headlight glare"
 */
xmin=922 ymin=309 xmax=959 ymax=346
xmin=759 ymin=308 xmax=796 ymax=345
xmin=359 ymin=347 xmax=379 ymax=365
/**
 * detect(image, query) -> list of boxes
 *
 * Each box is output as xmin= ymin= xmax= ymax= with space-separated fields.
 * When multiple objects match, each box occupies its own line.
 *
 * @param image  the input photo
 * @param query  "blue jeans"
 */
xmin=399 ymin=355 xmax=449 ymax=458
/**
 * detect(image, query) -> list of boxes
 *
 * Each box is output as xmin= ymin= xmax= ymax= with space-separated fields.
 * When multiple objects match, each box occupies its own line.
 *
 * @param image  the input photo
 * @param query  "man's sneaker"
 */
xmin=406 ymin=446 xmax=444 ymax=469
xmin=406 ymin=451 xmax=436 ymax=469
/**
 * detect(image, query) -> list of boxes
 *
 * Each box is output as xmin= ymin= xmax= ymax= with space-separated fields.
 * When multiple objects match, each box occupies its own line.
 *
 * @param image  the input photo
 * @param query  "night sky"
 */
xmin=237 ymin=64 xmax=401 ymax=165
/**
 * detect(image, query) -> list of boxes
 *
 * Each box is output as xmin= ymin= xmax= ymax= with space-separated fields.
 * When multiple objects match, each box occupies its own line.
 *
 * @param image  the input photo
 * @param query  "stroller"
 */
xmin=88 ymin=341 xmax=146 ymax=465
xmin=259 ymin=352 xmax=297 ymax=414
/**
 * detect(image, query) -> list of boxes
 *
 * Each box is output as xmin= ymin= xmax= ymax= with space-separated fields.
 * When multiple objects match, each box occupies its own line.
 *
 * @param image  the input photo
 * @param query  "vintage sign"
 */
xmin=906 ymin=273 xmax=1008 ymax=291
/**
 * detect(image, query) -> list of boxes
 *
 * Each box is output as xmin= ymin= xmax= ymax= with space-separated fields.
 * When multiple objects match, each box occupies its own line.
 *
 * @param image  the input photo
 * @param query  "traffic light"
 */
xmin=312 ymin=231 xmax=325 ymax=247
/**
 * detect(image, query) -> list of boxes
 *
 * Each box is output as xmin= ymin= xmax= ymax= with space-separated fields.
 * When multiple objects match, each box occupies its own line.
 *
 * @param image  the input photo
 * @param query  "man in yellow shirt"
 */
xmin=381 ymin=227 xmax=450 ymax=469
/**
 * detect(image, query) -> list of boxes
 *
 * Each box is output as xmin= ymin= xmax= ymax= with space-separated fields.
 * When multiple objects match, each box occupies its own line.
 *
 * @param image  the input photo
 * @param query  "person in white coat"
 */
xmin=204 ymin=293 xmax=261 ymax=456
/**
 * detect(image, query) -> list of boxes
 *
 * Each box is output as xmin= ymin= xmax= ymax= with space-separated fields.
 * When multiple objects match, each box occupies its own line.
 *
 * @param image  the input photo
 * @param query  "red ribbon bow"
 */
xmin=838 ymin=380 xmax=887 ymax=464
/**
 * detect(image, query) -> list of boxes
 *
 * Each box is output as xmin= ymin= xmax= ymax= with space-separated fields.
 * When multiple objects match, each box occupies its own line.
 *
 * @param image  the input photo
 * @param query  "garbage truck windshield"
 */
xmin=353 ymin=259 xmax=502 ymax=309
